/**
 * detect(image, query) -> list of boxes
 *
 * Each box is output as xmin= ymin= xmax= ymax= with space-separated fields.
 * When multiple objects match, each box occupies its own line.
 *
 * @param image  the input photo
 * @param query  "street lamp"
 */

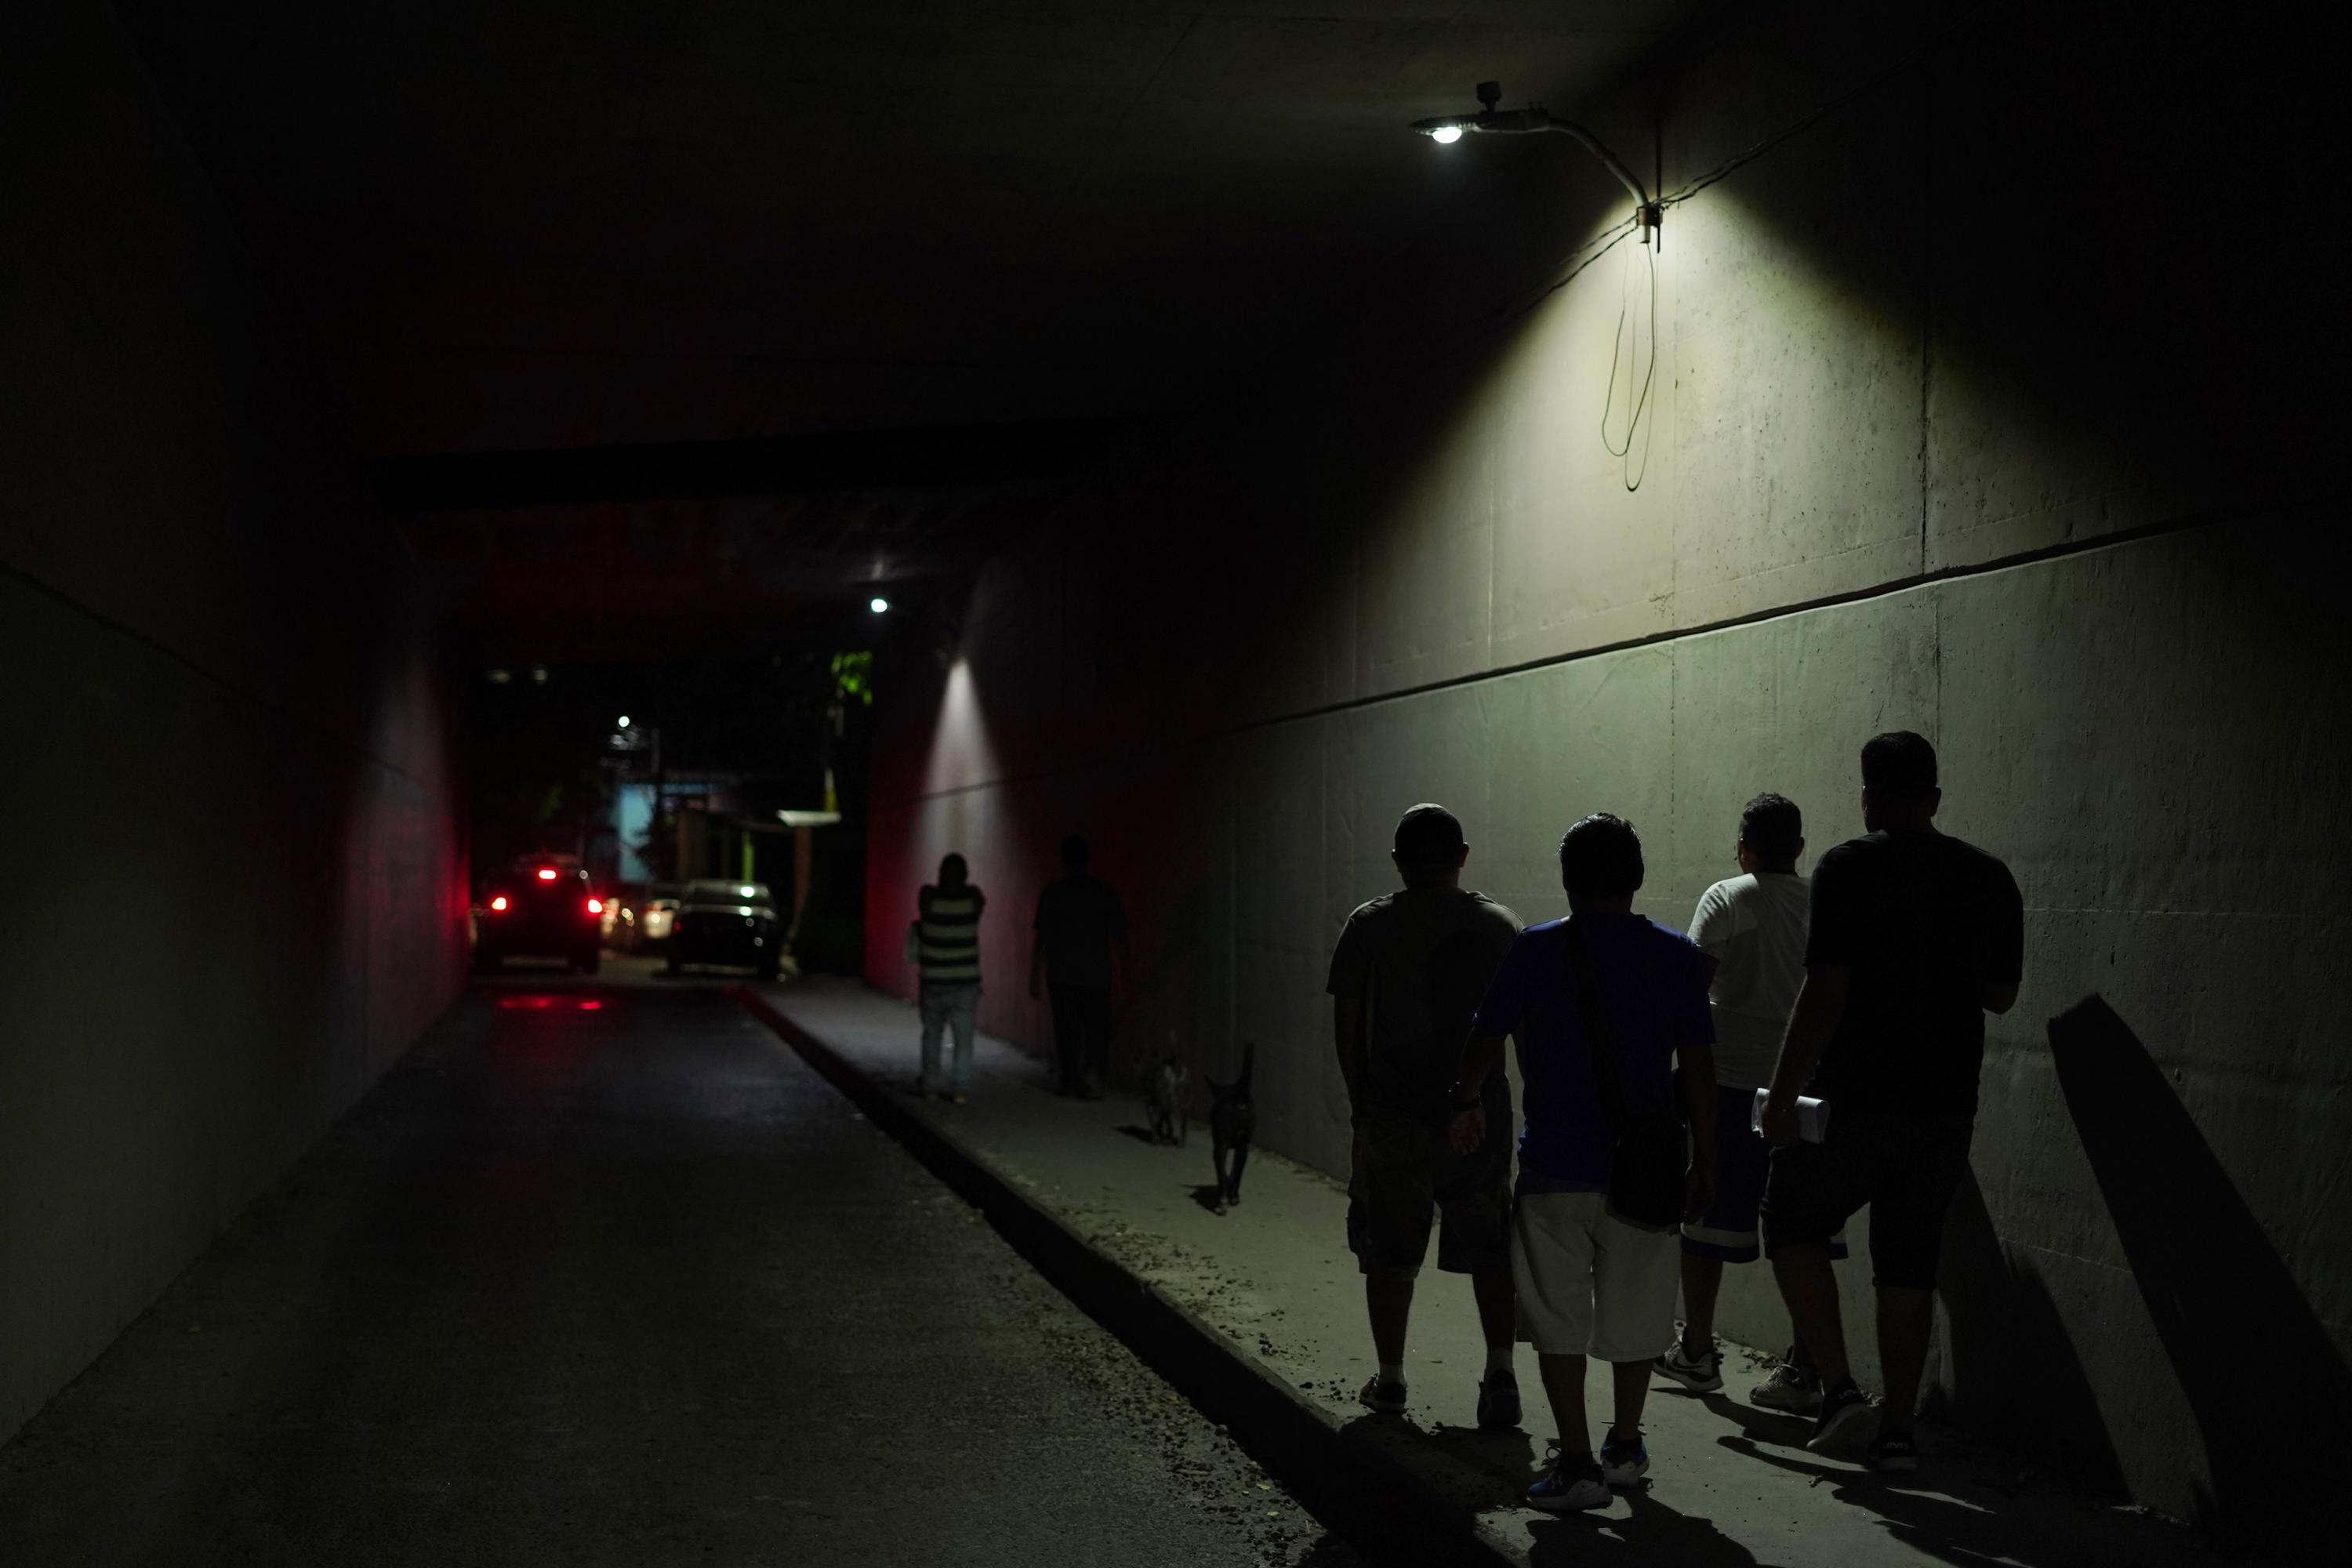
xmin=1411 ymin=80 xmax=1661 ymax=241
xmin=869 ymin=597 xmax=890 ymax=614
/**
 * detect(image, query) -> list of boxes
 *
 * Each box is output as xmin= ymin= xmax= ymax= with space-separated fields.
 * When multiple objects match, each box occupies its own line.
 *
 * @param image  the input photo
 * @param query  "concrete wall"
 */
xmin=0 ymin=2 xmax=468 ymax=1443
xmin=863 ymin=2 xmax=2349 ymax=1551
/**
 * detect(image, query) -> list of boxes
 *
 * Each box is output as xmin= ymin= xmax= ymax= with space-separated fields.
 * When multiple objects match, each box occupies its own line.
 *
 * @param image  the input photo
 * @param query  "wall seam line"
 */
xmin=873 ymin=494 xmax=2338 ymax=811
xmin=0 ymin=557 xmax=444 ymax=793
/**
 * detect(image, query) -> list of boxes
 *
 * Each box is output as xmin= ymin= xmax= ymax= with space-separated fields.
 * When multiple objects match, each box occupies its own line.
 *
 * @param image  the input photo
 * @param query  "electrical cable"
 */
xmin=1599 ymin=236 xmax=1657 ymax=490
xmin=1420 ymin=10 xmax=1988 ymax=471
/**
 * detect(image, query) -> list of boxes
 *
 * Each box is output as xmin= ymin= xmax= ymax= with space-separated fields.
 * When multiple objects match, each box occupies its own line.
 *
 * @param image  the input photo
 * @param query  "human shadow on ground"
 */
xmin=1646 ymin=1385 xmax=1813 ymax=1450
xmin=1932 ymin=1164 xmax=2124 ymax=1490
xmin=2050 ymin=995 xmax=2352 ymax=1564
xmin=1294 ymin=1532 xmax=1371 ymax=1566
xmin=1112 ymin=1123 xmax=1160 ymax=1144
xmin=1187 ymin=1183 xmax=1228 ymax=1214
xmin=1333 ymin=1412 xmax=1534 ymax=1516
xmin=1719 ymin=1433 xmax=2114 ymax=1568
xmin=1421 ymin=1421 xmax=1537 ymax=1504
xmin=1524 ymin=1487 xmax=1762 ymax=1566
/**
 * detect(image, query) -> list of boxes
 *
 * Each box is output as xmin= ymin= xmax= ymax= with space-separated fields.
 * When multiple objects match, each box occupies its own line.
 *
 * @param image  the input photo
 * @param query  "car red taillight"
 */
xmin=586 ymin=898 xmax=603 ymax=915
xmin=489 ymin=895 xmax=509 ymax=912
xmin=536 ymin=868 xmax=558 ymax=881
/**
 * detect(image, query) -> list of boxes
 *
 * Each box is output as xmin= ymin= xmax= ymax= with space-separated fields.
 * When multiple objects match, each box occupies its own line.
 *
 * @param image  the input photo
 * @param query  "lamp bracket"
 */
xmin=1410 ymin=82 xmax=1653 ymax=211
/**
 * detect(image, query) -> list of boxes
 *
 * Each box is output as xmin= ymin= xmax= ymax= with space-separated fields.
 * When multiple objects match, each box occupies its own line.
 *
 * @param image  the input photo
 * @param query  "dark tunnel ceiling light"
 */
xmin=1411 ymin=81 xmax=1660 ymax=238
xmin=869 ymin=597 xmax=890 ymax=614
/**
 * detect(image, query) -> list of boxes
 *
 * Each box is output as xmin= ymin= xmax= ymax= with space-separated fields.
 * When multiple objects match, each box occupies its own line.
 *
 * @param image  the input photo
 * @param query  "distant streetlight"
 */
xmin=617 ymin=715 xmax=631 ymax=729
xmin=869 ymin=597 xmax=890 ymax=614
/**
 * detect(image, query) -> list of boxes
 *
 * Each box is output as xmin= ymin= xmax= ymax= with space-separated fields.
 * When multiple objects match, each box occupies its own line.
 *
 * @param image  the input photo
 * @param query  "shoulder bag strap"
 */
xmin=1563 ymin=917 xmax=1632 ymax=1132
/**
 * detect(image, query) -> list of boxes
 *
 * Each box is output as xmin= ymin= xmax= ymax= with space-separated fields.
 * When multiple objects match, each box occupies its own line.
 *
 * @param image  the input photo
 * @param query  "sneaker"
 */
xmin=1599 ymin=1432 xmax=1650 ymax=1488
xmin=1653 ymin=1337 xmax=1724 ymax=1392
xmin=1805 ymin=1380 xmax=1875 ymax=1454
xmin=1526 ymin=1446 xmax=1610 ymax=1512
xmin=1358 ymin=1374 xmax=1407 ymax=1414
xmin=1751 ymin=1353 xmax=1822 ymax=1415
xmin=1867 ymin=1428 xmax=1919 ymax=1474
xmin=1475 ymin=1370 xmax=1522 ymax=1431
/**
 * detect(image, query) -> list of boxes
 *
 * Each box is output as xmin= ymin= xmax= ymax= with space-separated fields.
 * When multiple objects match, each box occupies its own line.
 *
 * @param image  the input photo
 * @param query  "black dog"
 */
xmin=1207 ymin=1043 xmax=1254 ymax=1214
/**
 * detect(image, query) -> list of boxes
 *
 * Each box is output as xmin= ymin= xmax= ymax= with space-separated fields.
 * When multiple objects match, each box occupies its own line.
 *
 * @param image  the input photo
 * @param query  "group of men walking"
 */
xmin=1327 ymin=731 xmax=2023 ymax=1509
xmin=903 ymin=729 xmax=2022 ymax=1512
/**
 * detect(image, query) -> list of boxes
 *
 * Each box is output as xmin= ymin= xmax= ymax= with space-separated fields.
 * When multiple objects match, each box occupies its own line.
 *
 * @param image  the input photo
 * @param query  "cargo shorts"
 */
xmin=1347 ymin=1091 xmax=1513 ymax=1282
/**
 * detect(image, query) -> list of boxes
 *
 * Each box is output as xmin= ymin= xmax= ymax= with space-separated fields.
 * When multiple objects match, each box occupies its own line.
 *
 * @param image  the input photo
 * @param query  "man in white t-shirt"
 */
xmin=1652 ymin=793 xmax=1842 ymax=1414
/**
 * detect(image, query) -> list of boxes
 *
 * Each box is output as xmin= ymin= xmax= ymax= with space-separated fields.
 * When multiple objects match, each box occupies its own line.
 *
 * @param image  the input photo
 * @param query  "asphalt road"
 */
xmin=0 ymin=967 xmax=1363 ymax=1566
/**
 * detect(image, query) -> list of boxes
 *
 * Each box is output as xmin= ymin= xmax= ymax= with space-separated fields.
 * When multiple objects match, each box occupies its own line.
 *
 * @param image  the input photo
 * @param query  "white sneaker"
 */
xmin=1653 ymin=1338 xmax=1724 ymax=1392
xmin=1751 ymin=1356 xmax=1822 ymax=1414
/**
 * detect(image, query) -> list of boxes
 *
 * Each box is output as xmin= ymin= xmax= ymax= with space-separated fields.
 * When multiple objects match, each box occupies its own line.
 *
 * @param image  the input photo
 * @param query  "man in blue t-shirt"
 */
xmin=1449 ymin=815 xmax=1717 ymax=1514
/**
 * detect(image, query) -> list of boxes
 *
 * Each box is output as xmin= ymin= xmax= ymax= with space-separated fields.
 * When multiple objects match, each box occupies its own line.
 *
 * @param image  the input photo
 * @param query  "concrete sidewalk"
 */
xmin=748 ymin=979 xmax=2252 ymax=1568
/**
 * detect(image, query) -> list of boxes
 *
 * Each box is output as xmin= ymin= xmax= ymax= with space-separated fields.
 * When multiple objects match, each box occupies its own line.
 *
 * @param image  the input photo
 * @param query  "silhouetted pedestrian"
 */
xmin=1029 ymin=835 xmax=1128 ymax=1098
xmin=1452 ymin=814 xmax=1717 ymax=1513
xmin=1328 ymin=804 xmax=1523 ymax=1428
xmin=913 ymin=853 xmax=985 ymax=1103
xmin=1654 ymin=793 xmax=1842 ymax=1413
xmin=1759 ymin=731 xmax=2024 ymax=1474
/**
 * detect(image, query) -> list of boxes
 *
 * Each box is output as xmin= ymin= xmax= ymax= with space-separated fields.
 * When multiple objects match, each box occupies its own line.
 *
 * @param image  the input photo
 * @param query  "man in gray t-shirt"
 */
xmin=1653 ymin=793 xmax=1839 ymax=1414
xmin=1327 ymin=804 xmax=1523 ymax=1428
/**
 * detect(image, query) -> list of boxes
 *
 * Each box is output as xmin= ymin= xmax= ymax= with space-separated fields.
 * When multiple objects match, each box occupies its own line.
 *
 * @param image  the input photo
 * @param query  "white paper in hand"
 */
xmin=1751 ymin=1088 xmax=1831 ymax=1143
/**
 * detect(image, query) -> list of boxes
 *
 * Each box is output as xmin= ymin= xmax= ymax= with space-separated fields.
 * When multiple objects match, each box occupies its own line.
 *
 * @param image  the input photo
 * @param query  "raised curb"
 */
xmin=734 ymin=987 xmax=1518 ymax=1567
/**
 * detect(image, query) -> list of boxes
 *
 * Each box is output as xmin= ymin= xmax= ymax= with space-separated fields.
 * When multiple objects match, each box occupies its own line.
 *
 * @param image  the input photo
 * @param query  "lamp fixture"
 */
xmin=1411 ymin=81 xmax=1661 ymax=243
xmin=869 ymin=597 xmax=890 ymax=614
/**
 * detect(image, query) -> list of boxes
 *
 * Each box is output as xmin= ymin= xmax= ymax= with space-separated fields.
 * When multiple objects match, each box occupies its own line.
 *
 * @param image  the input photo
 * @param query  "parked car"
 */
xmin=476 ymin=854 xmax=603 ymax=973
xmin=667 ymin=879 xmax=782 ymax=978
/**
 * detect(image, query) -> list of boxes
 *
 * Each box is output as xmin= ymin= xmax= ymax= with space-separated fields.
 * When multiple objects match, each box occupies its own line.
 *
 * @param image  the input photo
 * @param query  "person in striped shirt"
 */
xmin=914 ymin=853 xmax=985 ymax=1102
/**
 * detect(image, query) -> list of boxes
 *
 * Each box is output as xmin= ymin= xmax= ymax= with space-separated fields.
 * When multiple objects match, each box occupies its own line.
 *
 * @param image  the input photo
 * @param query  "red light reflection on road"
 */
xmin=495 ymin=995 xmax=605 ymax=1011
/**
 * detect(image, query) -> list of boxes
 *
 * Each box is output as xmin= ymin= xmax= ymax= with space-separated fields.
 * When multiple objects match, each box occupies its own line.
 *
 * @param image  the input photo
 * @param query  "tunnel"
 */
xmin=2 ymin=2 xmax=2345 ymax=1563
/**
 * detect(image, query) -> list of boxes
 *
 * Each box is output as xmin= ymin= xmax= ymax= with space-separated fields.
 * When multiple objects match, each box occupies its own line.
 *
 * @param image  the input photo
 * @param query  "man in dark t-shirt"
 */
xmin=1327 ymin=804 xmax=1522 ymax=1429
xmin=1760 ymin=732 xmax=2024 ymax=1474
xmin=1029 ymin=835 xmax=1129 ymax=1098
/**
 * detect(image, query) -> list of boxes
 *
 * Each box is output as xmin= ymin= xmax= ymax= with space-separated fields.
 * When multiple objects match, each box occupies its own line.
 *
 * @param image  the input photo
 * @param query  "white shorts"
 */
xmin=1511 ymin=1192 xmax=1682 ymax=1362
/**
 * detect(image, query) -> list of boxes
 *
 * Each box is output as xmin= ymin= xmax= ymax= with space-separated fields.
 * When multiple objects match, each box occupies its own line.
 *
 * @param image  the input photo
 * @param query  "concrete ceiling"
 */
xmin=117 ymin=0 xmax=1715 ymax=648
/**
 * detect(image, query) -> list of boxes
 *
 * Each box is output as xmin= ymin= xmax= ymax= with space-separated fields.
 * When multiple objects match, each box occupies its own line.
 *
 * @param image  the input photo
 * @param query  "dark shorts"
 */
xmin=1682 ymin=1083 xmax=1848 ymax=1264
xmin=1348 ymin=1098 xmax=1512 ymax=1281
xmin=1762 ymin=1110 xmax=1973 ymax=1289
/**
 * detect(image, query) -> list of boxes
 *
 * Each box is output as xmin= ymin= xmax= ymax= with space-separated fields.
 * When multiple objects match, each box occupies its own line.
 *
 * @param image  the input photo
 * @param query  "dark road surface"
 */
xmin=0 ymin=971 xmax=1361 ymax=1566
